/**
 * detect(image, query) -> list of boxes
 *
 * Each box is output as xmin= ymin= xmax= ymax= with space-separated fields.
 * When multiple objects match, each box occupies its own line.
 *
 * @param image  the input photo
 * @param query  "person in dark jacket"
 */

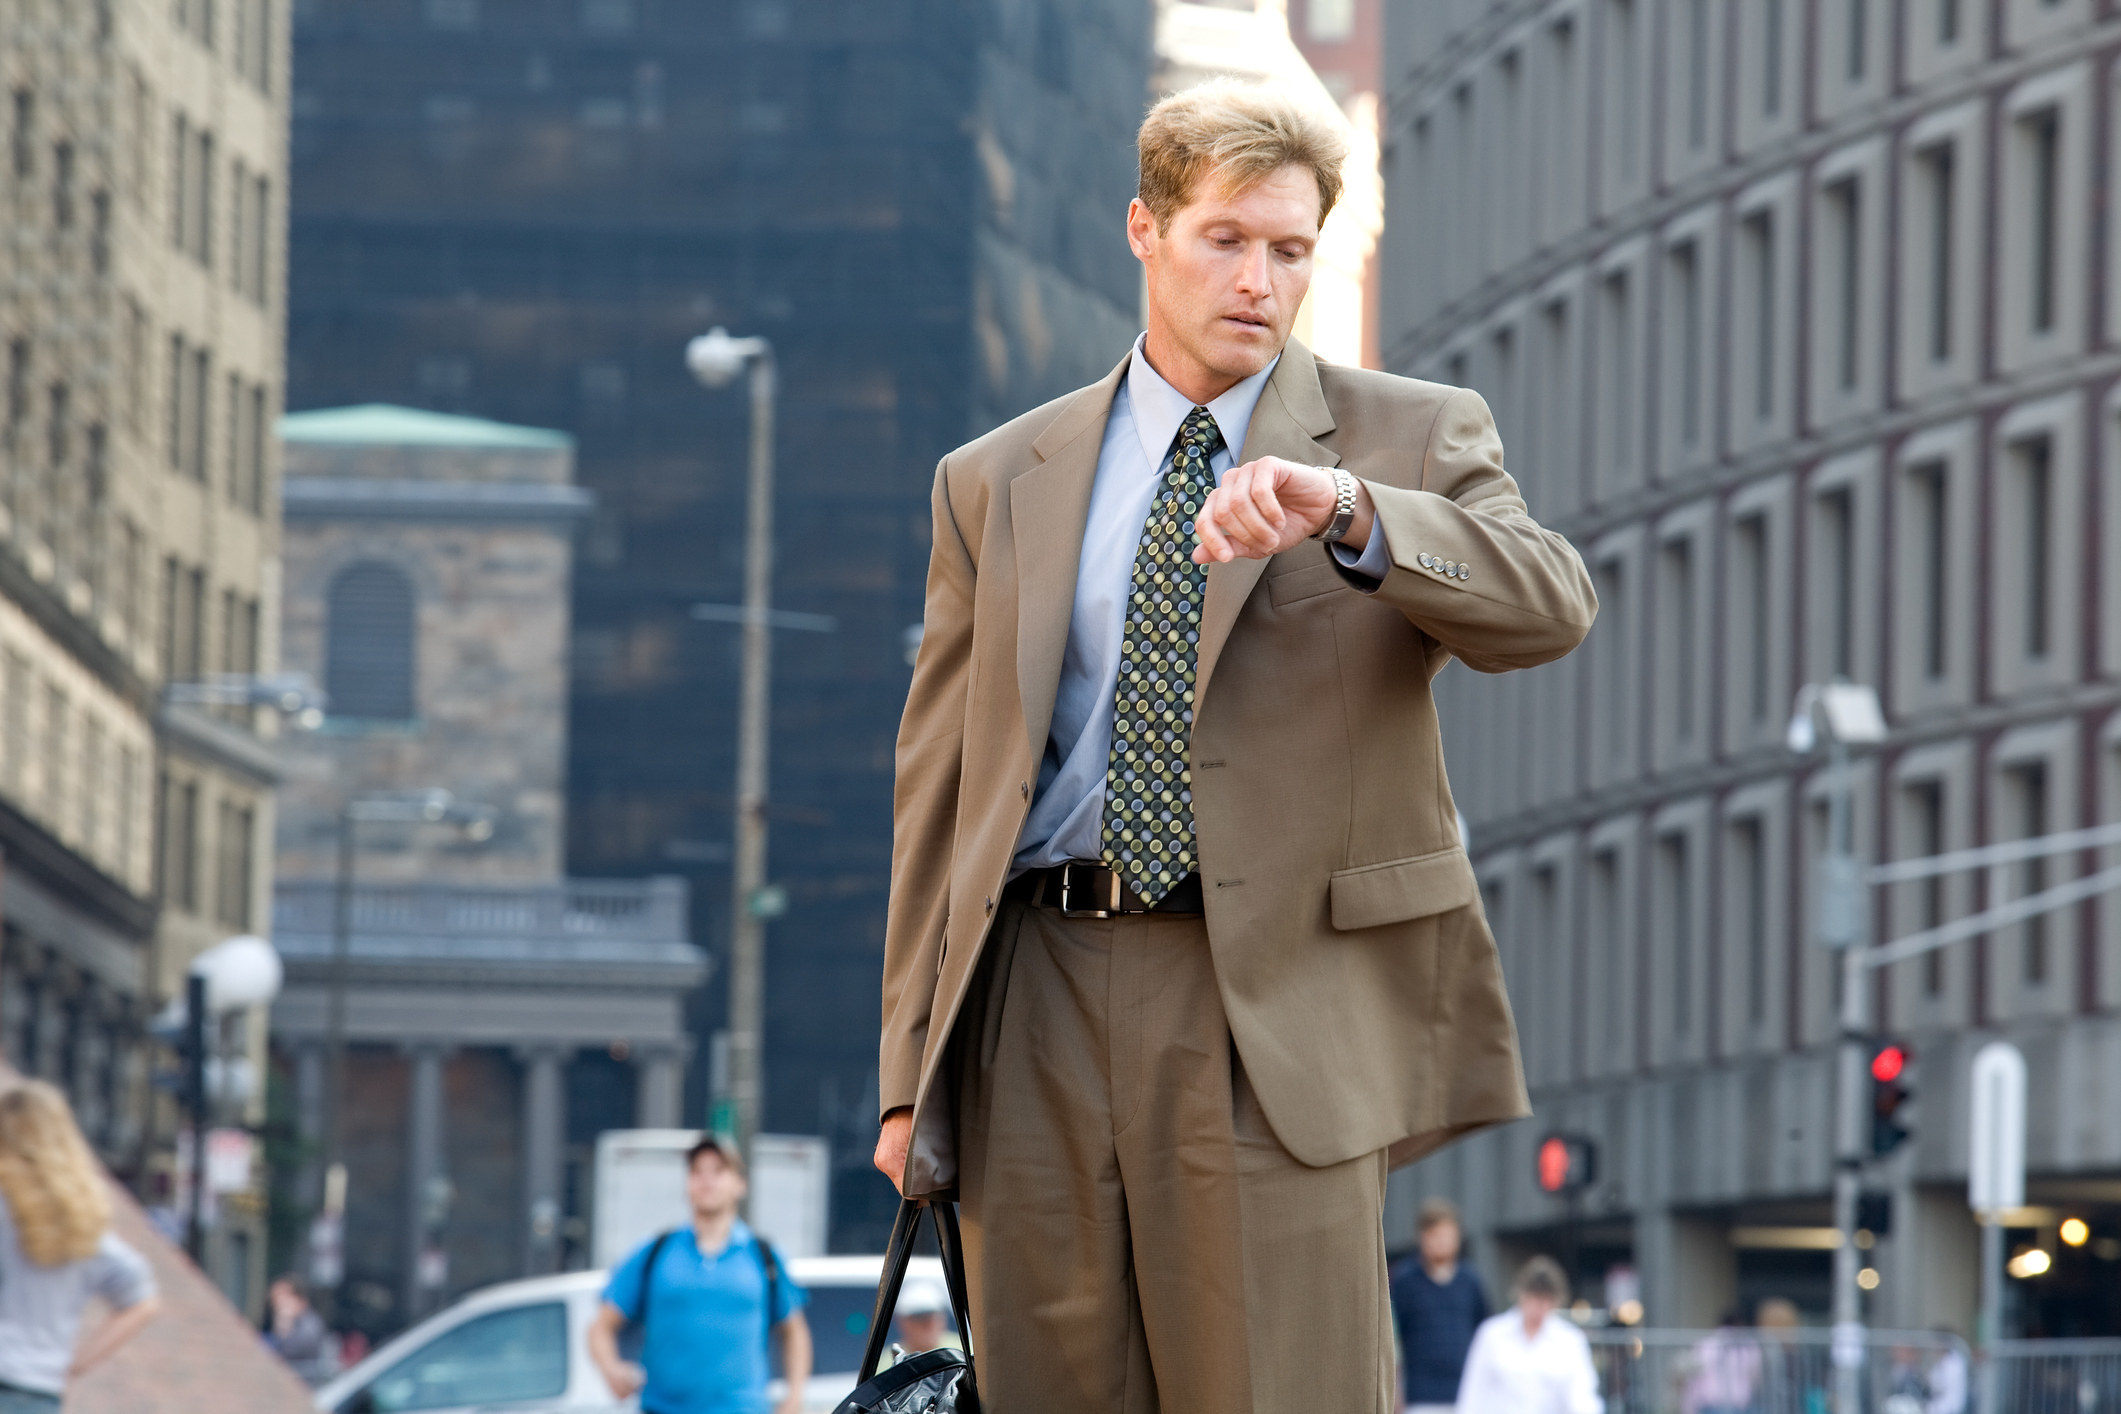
xmin=1391 ymin=1198 xmax=1489 ymax=1411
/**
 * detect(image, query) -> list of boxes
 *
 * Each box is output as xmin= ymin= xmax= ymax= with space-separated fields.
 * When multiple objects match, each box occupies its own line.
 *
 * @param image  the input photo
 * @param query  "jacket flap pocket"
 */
xmin=1329 ymin=846 xmax=1478 ymax=931
xmin=1267 ymin=561 xmax=1349 ymax=606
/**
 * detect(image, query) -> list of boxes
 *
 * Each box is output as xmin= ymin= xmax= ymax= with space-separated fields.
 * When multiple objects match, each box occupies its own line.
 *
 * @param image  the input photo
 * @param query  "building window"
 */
xmin=1605 ymin=0 xmax=1640 ymax=185
xmin=1740 ymin=210 xmax=1776 ymax=421
xmin=1825 ymin=177 xmax=1862 ymax=391
xmin=2005 ymin=762 xmax=2049 ymax=984
xmin=1908 ymin=462 xmax=1949 ymax=679
xmin=1658 ymin=832 xmax=1693 ymax=1036
xmin=1939 ymin=0 xmax=1960 ymax=43
xmin=90 ymin=190 xmax=110 ymax=275
xmin=215 ymin=799 xmax=255 ymax=930
xmin=1734 ymin=513 xmax=1772 ymax=724
xmin=2023 ymin=108 xmax=2061 ymax=334
xmin=51 ymin=141 xmax=73 ymax=229
xmin=1668 ymin=239 xmax=1701 ymax=449
xmin=1596 ymin=558 xmax=1629 ymax=761
xmin=1660 ymin=537 xmax=1695 ymax=742
xmin=46 ymin=382 xmax=67 ymax=472
xmin=43 ymin=687 xmax=65 ymax=826
xmin=1 ymin=653 xmax=26 ymax=797
xmin=161 ymin=775 xmax=200 ymax=914
xmin=1906 ymin=780 xmax=1947 ymax=996
xmin=1815 ymin=487 xmax=1856 ymax=678
xmin=1591 ymin=849 xmax=1624 ymax=1064
xmin=1306 ymin=0 xmax=1354 ymax=42
xmin=580 ymin=0 xmax=635 ymax=34
xmin=2014 ymin=438 xmax=2052 ymax=659
xmin=1918 ymin=144 xmax=1956 ymax=363
xmin=326 ymin=562 xmax=417 ymax=722
xmin=1763 ymin=0 xmax=1784 ymax=117
xmin=10 ymin=90 xmax=31 ymax=180
xmin=1733 ymin=817 xmax=1769 ymax=1024
xmin=1845 ymin=0 xmax=1868 ymax=81
xmin=6 ymin=339 xmax=29 ymax=458
xmin=163 ymin=558 xmax=206 ymax=682
xmin=1599 ymin=270 xmax=1631 ymax=477
xmin=80 ymin=718 xmax=103 ymax=861
xmin=1685 ymin=0 xmax=1710 ymax=151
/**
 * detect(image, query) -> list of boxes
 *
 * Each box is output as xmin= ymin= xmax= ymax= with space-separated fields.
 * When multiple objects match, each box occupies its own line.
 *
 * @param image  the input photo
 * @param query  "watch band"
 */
xmin=1310 ymin=467 xmax=1359 ymax=543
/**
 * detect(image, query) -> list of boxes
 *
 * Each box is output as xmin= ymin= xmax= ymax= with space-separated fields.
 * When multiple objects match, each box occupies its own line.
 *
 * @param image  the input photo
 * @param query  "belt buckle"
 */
xmin=1058 ymin=863 xmax=1121 ymax=919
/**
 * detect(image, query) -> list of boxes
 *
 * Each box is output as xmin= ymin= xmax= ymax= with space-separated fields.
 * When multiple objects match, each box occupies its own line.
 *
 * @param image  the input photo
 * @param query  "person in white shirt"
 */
xmin=1455 ymin=1256 xmax=1602 ymax=1414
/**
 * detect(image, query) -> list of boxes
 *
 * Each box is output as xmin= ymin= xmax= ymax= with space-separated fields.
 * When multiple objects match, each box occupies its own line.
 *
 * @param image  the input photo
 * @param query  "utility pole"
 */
xmin=687 ymin=328 xmax=778 ymax=1158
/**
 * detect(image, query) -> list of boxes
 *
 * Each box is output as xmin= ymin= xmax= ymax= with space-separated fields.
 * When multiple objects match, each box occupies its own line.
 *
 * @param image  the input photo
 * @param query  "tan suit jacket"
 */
xmin=882 ymin=340 xmax=1596 ymax=1196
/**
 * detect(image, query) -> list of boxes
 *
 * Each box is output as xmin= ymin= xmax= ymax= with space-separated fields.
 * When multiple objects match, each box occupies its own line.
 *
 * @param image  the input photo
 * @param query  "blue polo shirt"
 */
xmin=605 ymin=1220 xmax=807 ymax=1414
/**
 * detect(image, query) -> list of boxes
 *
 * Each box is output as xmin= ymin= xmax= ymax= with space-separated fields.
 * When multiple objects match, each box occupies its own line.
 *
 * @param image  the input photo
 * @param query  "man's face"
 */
xmin=1129 ymin=163 xmax=1321 ymax=393
xmin=1419 ymin=1219 xmax=1462 ymax=1267
xmin=897 ymin=1311 xmax=948 ymax=1352
xmin=687 ymin=1151 xmax=746 ymax=1220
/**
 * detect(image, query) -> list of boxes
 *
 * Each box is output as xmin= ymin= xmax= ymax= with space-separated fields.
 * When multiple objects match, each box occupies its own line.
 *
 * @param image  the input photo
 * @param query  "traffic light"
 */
xmin=1870 ymin=1040 xmax=1913 ymax=1156
xmin=1536 ymin=1133 xmax=1598 ymax=1196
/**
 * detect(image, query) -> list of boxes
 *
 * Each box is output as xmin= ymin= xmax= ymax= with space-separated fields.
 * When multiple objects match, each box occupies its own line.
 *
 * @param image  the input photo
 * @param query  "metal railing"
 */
xmin=1584 ymin=1327 xmax=1971 ymax=1414
xmin=273 ymin=875 xmax=691 ymax=946
xmin=1989 ymin=1339 xmax=2121 ymax=1413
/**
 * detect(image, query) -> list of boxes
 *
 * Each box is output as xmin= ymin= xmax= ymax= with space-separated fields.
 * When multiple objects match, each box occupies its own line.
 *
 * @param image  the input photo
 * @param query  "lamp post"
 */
xmin=685 ymin=327 xmax=776 ymax=1158
xmin=314 ymin=791 xmax=494 ymax=1297
xmin=182 ymin=934 xmax=283 ymax=1262
xmin=1787 ymin=681 xmax=1888 ymax=1413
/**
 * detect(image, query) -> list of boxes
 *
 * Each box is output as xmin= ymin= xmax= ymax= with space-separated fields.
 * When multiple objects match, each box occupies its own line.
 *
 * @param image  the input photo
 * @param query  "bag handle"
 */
xmin=855 ymin=1198 xmax=978 ymax=1385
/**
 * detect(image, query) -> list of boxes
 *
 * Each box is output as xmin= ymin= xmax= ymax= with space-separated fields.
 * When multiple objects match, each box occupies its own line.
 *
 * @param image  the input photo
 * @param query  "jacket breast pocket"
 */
xmin=1328 ymin=845 xmax=1478 ymax=931
xmin=1267 ymin=560 xmax=1351 ymax=607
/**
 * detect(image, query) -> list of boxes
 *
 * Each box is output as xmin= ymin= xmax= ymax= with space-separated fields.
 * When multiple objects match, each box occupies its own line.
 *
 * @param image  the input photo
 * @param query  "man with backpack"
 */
xmin=589 ymin=1135 xmax=812 ymax=1414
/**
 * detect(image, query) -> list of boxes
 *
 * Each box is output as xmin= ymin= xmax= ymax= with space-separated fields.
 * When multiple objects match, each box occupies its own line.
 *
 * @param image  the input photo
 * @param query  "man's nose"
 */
xmin=1233 ymin=242 xmax=1272 ymax=295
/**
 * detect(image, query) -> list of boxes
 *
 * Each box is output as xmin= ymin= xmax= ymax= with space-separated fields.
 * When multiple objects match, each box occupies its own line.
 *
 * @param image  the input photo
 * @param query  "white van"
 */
xmin=312 ymin=1254 xmax=947 ymax=1414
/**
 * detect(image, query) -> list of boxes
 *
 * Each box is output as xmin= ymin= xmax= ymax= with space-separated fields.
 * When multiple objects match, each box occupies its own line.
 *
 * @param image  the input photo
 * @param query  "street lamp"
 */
xmin=178 ymin=934 xmax=284 ymax=1261
xmin=313 ymin=790 xmax=496 ymax=1295
xmin=1787 ymin=680 xmax=1888 ymax=1410
xmin=686 ymin=327 xmax=776 ymax=1159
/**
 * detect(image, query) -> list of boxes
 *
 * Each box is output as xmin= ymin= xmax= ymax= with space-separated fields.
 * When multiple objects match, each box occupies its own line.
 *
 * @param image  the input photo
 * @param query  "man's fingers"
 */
xmin=1193 ymin=504 xmax=1236 ymax=563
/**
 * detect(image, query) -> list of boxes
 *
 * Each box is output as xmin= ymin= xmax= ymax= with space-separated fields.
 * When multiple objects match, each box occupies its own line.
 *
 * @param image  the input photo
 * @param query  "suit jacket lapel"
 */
xmin=1011 ymin=353 xmax=1130 ymax=760
xmin=1195 ymin=339 xmax=1340 ymax=709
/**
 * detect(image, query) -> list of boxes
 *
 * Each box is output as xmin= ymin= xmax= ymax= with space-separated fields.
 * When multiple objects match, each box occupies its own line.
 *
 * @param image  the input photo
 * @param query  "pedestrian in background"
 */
xmin=587 ymin=1135 xmax=812 ymax=1414
xmin=1681 ymin=1307 xmax=1761 ymax=1414
xmin=892 ymin=1277 xmax=962 ymax=1358
xmin=263 ymin=1272 xmax=336 ymax=1385
xmin=1454 ymin=1256 xmax=1601 ymax=1414
xmin=1392 ymin=1198 xmax=1488 ymax=1412
xmin=0 ymin=1081 xmax=161 ymax=1412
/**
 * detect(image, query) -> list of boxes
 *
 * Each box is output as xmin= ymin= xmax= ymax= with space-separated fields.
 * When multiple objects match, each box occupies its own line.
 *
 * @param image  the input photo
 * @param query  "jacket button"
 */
xmin=1019 ymin=780 xmax=1029 ymax=799
xmin=984 ymin=897 xmax=994 ymax=914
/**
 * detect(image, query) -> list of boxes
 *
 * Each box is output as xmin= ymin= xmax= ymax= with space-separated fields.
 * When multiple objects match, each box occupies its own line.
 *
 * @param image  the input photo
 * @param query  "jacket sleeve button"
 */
xmin=1020 ymin=780 xmax=1030 ymax=799
xmin=984 ymin=897 xmax=995 ymax=914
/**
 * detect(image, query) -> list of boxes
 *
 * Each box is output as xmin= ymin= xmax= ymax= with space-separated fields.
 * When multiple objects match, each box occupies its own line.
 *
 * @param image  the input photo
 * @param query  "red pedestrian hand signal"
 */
xmin=1871 ymin=1043 xmax=1907 ymax=1083
xmin=1538 ymin=1137 xmax=1570 ymax=1193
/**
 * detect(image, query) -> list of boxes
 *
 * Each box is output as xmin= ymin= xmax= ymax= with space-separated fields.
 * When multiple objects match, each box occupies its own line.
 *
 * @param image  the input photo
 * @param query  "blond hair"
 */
xmin=1138 ymin=78 xmax=1348 ymax=231
xmin=0 ymin=1081 xmax=111 ymax=1266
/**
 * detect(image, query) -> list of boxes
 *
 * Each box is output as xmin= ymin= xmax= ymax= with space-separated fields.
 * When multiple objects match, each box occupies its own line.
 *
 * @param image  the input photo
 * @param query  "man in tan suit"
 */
xmin=873 ymin=81 xmax=1596 ymax=1413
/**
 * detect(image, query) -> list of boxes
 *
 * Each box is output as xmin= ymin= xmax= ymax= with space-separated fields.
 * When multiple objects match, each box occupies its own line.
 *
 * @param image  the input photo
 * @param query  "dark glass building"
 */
xmin=287 ymin=0 xmax=1147 ymax=1247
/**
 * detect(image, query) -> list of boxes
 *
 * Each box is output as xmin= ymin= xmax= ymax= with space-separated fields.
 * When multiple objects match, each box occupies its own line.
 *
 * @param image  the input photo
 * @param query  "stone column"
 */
xmin=634 ymin=1044 xmax=687 ymax=1130
xmin=517 ymin=1045 xmax=568 ymax=1276
xmin=402 ymin=1045 xmax=450 ymax=1320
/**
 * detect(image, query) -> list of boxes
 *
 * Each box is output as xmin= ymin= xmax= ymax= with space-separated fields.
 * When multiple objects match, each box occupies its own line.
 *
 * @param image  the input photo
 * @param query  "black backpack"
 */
xmin=831 ymin=1199 xmax=979 ymax=1414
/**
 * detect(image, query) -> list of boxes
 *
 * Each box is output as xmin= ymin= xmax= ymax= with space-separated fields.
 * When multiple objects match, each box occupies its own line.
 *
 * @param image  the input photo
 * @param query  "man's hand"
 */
xmin=587 ymin=1302 xmax=645 ymax=1400
xmin=1193 ymin=456 xmax=1373 ymax=564
xmin=874 ymin=1107 xmax=913 ymax=1195
xmin=603 ymin=1361 xmax=646 ymax=1400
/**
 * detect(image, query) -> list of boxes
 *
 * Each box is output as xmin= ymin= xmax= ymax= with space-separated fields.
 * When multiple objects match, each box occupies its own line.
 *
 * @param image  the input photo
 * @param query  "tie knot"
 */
xmin=1177 ymin=406 xmax=1225 ymax=460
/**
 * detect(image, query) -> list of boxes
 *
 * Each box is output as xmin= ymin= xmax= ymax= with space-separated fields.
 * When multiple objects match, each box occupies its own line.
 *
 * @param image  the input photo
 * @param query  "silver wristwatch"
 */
xmin=1309 ymin=467 xmax=1359 ymax=543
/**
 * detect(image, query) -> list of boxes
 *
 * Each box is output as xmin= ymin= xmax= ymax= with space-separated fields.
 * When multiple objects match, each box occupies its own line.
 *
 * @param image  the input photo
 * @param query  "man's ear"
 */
xmin=1126 ymin=198 xmax=1158 ymax=263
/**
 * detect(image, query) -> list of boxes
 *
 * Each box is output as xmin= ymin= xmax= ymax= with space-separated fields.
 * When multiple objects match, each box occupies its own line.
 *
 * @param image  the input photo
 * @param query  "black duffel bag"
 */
xmin=831 ymin=1198 xmax=980 ymax=1414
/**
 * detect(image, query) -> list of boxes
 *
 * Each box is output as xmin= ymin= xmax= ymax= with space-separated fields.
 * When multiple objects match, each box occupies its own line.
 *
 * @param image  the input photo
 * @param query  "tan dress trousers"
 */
xmin=951 ymin=890 xmax=1395 ymax=1414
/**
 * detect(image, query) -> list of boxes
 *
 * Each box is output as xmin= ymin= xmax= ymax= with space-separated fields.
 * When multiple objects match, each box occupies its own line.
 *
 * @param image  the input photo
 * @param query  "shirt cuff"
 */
xmin=1328 ymin=518 xmax=1393 ymax=589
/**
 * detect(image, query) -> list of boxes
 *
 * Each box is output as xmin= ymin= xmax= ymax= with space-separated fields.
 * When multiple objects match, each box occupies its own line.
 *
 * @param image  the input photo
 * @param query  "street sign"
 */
xmin=1536 ymin=1133 xmax=1597 ymax=1196
xmin=1968 ymin=1041 xmax=2027 ymax=1214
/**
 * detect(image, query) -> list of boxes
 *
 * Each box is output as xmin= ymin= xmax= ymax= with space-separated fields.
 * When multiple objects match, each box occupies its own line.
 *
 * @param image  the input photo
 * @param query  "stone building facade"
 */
xmin=1381 ymin=0 xmax=2121 ymax=1338
xmin=271 ymin=405 xmax=703 ymax=1339
xmin=282 ymin=0 xmax=1151 ymax=1251
xmin=0 ymin=0 xmax=289 ymax=1306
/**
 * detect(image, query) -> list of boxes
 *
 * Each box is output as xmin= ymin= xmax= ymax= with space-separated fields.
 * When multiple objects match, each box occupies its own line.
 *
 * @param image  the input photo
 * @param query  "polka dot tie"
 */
xmin=1100 ymin=405 xmax=1222 ymax=905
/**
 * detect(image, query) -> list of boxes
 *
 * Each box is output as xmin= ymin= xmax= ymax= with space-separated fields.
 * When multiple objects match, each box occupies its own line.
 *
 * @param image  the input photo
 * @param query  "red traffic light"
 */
xmin=1538 ymin=1136 xmax=1571 ymax=1193
xmin=1871 ymin=1043 xmax=1908 ymax=1083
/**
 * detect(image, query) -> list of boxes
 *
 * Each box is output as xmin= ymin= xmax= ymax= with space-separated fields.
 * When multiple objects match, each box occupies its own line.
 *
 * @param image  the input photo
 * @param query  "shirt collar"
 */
xmin=692 ymin=1217 xmax=753 ymax=1260
xmin=1125 ymin=332 xmax=1280 ymax=473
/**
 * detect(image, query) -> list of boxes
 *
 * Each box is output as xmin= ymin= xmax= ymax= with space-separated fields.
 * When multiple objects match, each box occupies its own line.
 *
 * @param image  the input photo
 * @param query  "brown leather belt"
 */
xmin=1020 ymin=862 xmax=1204 ymax=918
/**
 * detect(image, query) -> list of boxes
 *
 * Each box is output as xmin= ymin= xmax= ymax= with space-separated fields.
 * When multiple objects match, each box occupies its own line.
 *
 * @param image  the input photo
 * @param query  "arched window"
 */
xmin=325 ymin=561 xmax=415 ymax=721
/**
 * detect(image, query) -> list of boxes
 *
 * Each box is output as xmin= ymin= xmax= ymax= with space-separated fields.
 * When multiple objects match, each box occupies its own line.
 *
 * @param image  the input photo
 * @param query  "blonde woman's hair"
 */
xmin=1137 ymin=78 xmax=1349 ymax=232
xmin=0 ymin=1081 xmax=111 ymax=1266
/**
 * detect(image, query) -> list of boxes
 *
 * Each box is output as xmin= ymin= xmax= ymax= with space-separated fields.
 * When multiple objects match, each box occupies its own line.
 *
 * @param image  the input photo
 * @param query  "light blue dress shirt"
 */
xmin=1012 ymin=336 xmax=1392 ymax=871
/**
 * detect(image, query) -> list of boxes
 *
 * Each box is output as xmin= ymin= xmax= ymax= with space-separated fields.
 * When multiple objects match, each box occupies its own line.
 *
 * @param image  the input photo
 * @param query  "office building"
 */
xmin=1381 ymin=0 xmax=2121 ymax=1337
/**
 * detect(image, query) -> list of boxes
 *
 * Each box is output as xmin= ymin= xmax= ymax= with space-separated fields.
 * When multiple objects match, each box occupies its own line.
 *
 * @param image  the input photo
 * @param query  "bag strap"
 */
xmin=756 ymin=1233 xmax=783 ymax=1350
xmin=634 ymin=1229 xmax=677 ymax=1331
xmin=854 ymin=1199 xmax=979 ymax=1388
